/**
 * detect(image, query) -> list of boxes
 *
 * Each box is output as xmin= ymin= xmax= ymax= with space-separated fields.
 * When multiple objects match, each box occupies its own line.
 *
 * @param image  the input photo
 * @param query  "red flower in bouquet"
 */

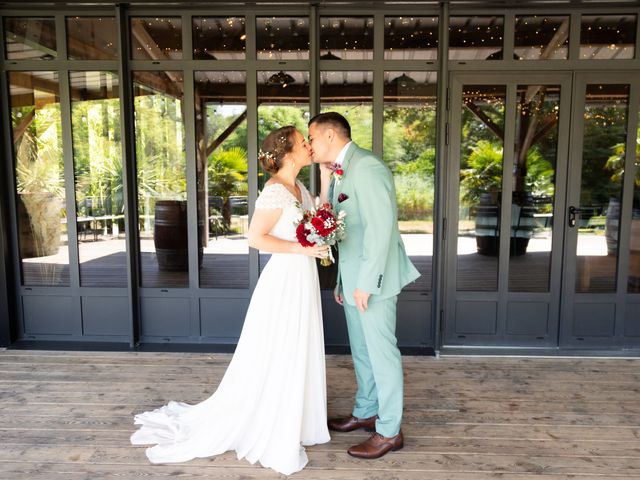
xmin=294 ymin=202 xmax=346 ymax=266
xmin=296 ymin=224 xmax=313 ymax=247
xmin=311 ymin=209 xmax=337 ymax=236
xmin=295 ymin=212 xmax=315 ymax=247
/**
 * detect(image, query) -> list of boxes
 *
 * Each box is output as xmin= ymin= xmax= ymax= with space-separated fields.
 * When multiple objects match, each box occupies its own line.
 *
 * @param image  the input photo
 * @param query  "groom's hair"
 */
xmin=309 ymin=112 xmax=351 ymax=140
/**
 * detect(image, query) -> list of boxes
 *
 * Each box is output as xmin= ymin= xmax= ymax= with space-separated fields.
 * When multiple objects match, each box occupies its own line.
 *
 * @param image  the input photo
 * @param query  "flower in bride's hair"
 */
xmin=258 ymin=149 xmax=276 ymax=162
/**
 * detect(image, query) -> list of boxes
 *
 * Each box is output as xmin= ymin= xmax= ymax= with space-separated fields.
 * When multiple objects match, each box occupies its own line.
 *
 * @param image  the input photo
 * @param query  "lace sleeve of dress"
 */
xmin=255 ymin=184 xmax=291 ymax=210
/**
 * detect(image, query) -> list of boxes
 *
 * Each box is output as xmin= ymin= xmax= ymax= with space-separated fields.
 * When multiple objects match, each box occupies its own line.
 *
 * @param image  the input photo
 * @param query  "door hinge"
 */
xmin=446 ymin=87 xmax=450 ymax=111
xmin=442 ymin=217 xmax=447 ymax=240
xmin=445 ymin=122 xmax=449 ymax=146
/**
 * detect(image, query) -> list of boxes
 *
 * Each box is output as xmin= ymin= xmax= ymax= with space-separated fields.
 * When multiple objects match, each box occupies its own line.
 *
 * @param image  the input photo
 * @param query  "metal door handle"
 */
xmin=568 ymin=206 xmax=582 ymax=228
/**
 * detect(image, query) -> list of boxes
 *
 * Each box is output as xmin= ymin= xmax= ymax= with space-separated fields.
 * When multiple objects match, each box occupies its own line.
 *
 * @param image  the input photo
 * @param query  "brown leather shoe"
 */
xmin=347 ymin=430 xmax=404 ymax=459
xmin=327 ymin=414 xmax=377 ymax=432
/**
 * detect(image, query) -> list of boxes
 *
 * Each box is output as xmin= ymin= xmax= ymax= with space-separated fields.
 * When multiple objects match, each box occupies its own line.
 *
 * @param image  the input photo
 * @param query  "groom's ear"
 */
xmin=326 ymin=127 xmax=335 ymax=142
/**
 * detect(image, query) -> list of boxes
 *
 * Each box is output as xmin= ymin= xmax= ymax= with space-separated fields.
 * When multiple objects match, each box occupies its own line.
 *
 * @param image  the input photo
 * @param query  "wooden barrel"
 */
xmin=475 ymin=193 xmax=500 ymax=256
xmin=154 ymin=200 xmax=188 ymax=272
xmin=154 ymin=200 xmax=203 ymax=272
xmin=605 ymin=197 xmax=620 ymax=255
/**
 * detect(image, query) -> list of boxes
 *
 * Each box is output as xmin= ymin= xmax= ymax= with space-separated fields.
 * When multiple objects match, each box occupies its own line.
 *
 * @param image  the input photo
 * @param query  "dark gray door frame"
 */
xmin=443 ymin=71 xmax=573 ymax=348
xmin=0 ymin=98 xmax=15 ymax=347
xmin=560 ymin=72 xmax=640 ymax=347
xmin=0 ymin=17 xmax=16 ymax=347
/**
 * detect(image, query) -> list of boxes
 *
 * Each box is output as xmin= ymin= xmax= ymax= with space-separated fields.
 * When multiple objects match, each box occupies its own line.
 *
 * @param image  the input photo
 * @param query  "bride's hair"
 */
xmin=258 ymin=126 xmax=297 ymax=174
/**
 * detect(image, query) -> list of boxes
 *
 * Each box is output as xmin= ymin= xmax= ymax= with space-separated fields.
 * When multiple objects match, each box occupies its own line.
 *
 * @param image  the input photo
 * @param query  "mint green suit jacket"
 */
xmin=331 ymin=143 xmax=420 ymax=306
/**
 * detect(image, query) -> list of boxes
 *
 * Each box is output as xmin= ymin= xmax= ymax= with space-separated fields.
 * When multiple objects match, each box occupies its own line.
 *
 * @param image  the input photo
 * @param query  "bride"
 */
xmin=131 ymin=126 xmax=331 ymax=475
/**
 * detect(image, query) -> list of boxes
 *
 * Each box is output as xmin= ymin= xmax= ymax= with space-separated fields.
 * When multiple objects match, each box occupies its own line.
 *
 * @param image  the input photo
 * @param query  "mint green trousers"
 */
xmin=343 ymin=296 xmax=403 ymax=437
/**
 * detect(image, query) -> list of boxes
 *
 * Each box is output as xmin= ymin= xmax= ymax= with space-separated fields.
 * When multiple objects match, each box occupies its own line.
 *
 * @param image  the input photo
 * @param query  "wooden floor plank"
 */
xmin=1 ymin=350 xmax=640 ymax=479
xmin=2 ymin=444 xmax=640 ymax=476
xmin=4 ymin=462 xmax=638 ymax=480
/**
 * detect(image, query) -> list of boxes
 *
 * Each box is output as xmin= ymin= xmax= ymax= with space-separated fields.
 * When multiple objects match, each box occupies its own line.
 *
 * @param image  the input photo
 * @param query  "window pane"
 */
xmin=133 ymin=71 xmax=187 ymax=287
xmin=320 ymin=17 xmax=374 ymax=60
xmin=457 ymin=85 xmax=506 ymax=291
xmin=10 ymin=72 xmax=68 ymax=286
xmin=256 ymin=17 xmax=309 ymax=60
xmin=449 ymin=16 xmax=504 ymax=60
xmin=509 ymin=85 xmax=561 ymax=292
xmin=576 ymin=84 xmax=629 ymax=293
xmin=514 ymin=15 xmax=569 ymax=60
xmin=4 ymin=17 xmax=56 ymax=60
xmin=130 ymin=17 xmax=182 ymax=60
xmin=70 ymin=72 xmax=124 ymax=287
xmin=195 ymin=71 xmax=248 ymax=288
xmin=257 ymin=71 xmax=310 ymax=273
xmin=193 ymin=17 xmax=246 ymax=60
xmin=580 ymin=14 xmax=636 ymax=60
xmin=384 ymin=16 xmax=438 ymax=60
xmin=320 ymin=71 xmax=373 ymax=149
xmin=384 ymin=71 xmax=437 ymax=292
xmin=66 ymin=17 xmax=117 ymax=60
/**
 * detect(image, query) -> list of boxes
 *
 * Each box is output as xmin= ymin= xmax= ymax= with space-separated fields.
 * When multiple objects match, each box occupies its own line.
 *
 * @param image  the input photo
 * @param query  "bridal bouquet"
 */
xmin=295 ymin=200 xmax=346 ymax=266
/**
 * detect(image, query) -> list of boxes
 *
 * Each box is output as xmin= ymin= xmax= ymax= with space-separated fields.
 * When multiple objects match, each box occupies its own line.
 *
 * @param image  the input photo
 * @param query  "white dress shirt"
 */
xmin=334 ymin=141 xmax=352 ymax=166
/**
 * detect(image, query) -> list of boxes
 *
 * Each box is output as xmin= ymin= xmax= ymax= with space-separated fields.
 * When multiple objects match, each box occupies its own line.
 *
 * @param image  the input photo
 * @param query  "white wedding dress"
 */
xmin=131 ymin=181 xmax=331 ymax=475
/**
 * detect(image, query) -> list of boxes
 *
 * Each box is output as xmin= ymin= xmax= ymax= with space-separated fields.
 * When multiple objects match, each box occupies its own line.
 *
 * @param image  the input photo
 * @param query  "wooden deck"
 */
xmin=1 ymin=350 xmax=640 ymax=479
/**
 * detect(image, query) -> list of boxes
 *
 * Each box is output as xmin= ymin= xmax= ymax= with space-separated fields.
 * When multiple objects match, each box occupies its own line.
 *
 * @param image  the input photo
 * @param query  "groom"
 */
xmin=308 ymin=112 xmax=420 ymax=459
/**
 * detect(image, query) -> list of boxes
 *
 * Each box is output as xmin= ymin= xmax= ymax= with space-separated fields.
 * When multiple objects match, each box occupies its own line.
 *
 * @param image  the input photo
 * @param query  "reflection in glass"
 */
xmin=630 ymin=114 xmax=640 ymax=292
xmin=133 ymin=71 xmax=187 ymax=287
xmin=66 ymin=17 xmax=117 ymax=60
xmin=256 ymin=17 xmax=309 ymax=60
xmin=576 ymin=84 xmax=629 ymax=293
xmin=257 ymin=71 xmax=309 ymax=272
xmin=130 ymin=17 xmax=182 ymax=60
xmin=457 ymin=85 xmax=506 ymax=291
xmin=9 ymin=72 xmax=67 ymax=286
xmin=4 ymin=17 xmax=56 ymax=60
xmin=509 ymin=85 xmax=560 ymax=292
xmin=580 ymin=15 xmax=636 ymax=60
xmin=195 ymin=72 xmax=248 ymax=288
xmin=514 ymin=16 xmax=569 ymax=60
xmin=320 ymin=71 xmax=373 ymax=149
xmin=320 ymin=17 xmax=374 ymax=60
xmin=193 ymin=17 xmax=246 ymax=60
xmin=70 ymin=72 xmax=124 ymax=287
xmin=384 ymin=72 xmax=437 ymax=292
xmin=449 ymin=16 xmax=504 ymax=60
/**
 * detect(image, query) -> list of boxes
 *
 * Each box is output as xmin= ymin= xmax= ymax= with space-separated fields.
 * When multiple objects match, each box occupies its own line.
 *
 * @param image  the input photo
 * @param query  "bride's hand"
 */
xmin=294 ymin=243 xmax=330 ymax=259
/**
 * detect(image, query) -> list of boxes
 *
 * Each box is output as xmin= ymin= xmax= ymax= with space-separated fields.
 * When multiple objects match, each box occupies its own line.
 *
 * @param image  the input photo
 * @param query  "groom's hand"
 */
xmin=334 ymin=290 xmax=344 ymax=306
xmin=353 ymin=289 xmax=370 ymax=313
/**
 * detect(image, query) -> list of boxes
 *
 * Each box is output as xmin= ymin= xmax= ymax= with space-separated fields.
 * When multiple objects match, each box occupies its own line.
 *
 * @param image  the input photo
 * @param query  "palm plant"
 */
xmin=208 ymin=146 xmax=248 ymax=230
xmin=14 ymin=104 xmax=64 ymax=258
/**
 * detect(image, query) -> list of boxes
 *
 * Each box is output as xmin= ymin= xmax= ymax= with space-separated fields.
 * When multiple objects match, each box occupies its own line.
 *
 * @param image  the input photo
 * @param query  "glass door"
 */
xmin=444 ymin=72 xmax=571 ymax=347
xmin=560 ymin=73 xmax=640 ymax=347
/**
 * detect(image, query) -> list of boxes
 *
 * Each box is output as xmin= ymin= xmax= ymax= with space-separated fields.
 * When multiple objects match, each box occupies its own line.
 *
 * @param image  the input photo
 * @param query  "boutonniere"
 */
xmin=329 ymin=163 xmax=344 ymax=183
